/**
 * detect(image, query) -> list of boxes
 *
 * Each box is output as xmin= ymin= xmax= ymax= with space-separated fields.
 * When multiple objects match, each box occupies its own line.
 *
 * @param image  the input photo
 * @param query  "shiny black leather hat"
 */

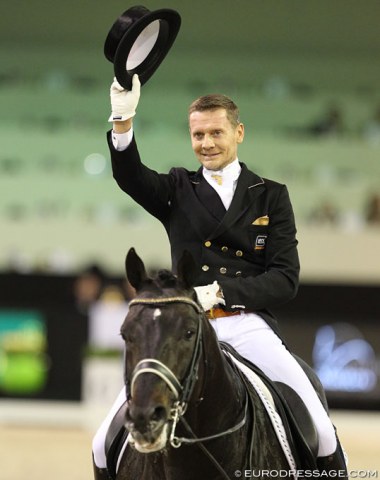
xmin=104 ymin=5 xmax=181 ymax=90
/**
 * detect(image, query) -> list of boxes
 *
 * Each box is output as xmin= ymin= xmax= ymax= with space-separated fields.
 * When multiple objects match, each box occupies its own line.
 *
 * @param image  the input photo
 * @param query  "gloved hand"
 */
xmin=108 ymin=74 xmax=141 ymax=122
xmin=194 ymin=281 xmax=225 ymax=312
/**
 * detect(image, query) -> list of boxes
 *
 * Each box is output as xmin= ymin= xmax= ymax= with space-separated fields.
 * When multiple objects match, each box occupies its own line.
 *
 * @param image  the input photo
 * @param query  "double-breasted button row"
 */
xmin=204 ymin=241 xmax=244 ymax=257
xmin=201 ymin=266 xmax=228 ymax=274
xmin=220 ymin=269 xmax=242 ymax=276
xmin=219 ymin=268 xmax=241 ymax=275
xmin=201 ymin=265 xmax=242 ymax=277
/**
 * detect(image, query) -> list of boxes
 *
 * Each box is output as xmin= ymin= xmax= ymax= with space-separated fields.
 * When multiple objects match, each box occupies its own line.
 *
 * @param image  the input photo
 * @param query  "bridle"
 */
xmin=127 ymin=295 xmax=249 ymax=479
xmin=128 ymin=296 xmax=204 ymax=411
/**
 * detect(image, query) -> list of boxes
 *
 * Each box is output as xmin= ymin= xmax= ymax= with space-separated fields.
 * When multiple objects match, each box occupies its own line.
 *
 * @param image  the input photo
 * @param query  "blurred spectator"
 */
xmin=286 ymin=104 xmax=346 ymax=139
xmin=363 ymin=105 xmax=380 ymax=147
xmin=308 ymin=201 xmax=340 ymax=226
xmin=307 ymin=105 xmax=345 ymax=137
xmin=365 ymin=193 xmax=380 ymax=226
xmin=73 ymin=264 xmax=106 ymax=314
xmin=88 ymin=284 xmax=129 ymax=352
xmin=73 ymin=265 xmax=133 ymax=353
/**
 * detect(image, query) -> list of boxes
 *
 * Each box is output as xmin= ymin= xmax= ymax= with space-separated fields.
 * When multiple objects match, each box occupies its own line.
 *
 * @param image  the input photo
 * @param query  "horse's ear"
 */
xmin=125 ymin=248 xmax=149 ymax=291
xmin=177 ymin=250 xmax=198 ymax=290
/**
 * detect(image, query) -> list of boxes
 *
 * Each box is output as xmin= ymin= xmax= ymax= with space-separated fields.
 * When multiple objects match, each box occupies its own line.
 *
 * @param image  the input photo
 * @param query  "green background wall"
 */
xmin=0 ymin=0 xmax=379 ymax=279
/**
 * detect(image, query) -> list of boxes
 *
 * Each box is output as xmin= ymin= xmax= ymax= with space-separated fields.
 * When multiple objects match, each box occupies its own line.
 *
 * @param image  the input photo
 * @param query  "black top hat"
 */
xmin=104 ymin=5 xmax=181 ymax=90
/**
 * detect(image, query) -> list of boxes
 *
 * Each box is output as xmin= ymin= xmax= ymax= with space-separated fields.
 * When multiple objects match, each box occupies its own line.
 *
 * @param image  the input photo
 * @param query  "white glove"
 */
xmin=108 ymin=74 xmax=141 ymax=122
xmin=194 ymin=281 xmax=225 ymax=312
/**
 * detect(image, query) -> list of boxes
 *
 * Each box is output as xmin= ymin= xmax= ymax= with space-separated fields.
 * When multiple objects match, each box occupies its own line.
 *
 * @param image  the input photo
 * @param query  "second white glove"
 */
xmin=109 ymin=74 xmax=141 ymax=122
xmin=194 ymin=281 xmax=225 ymax=312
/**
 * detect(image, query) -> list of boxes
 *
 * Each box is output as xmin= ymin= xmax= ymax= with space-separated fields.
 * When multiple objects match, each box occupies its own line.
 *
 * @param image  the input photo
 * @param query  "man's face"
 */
xmin=189 ymin=108 xmax=244 ymax=171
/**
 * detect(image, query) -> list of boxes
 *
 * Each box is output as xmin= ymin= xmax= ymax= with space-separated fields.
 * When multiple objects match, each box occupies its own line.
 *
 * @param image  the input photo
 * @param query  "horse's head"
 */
xmin=121 ymin=248 xmax=203 ymax=453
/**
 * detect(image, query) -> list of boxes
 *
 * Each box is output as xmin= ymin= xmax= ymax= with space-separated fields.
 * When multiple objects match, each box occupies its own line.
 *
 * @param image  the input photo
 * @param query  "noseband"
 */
xmin=128 ymin=296 xmax=204 ymax=407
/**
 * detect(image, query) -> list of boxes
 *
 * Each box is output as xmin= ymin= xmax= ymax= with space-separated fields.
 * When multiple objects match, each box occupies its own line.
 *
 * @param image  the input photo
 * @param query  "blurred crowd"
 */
xmin=308 ymin=192 xmax=380 ymax=229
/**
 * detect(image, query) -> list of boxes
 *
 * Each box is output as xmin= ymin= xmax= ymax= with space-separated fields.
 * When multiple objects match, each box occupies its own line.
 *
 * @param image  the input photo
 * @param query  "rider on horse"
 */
xmin=92 ymin=74 xmax=347 ymax=479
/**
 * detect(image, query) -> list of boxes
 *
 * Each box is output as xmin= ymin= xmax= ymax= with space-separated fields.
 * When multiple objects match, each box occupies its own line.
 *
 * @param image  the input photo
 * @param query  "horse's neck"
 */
xmin=190 ymin=320 xmax=246 ymax=417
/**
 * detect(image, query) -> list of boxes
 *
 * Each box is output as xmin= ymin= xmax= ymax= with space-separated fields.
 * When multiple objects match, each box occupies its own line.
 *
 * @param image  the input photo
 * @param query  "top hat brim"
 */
xmin=104 ymin=7 xmax=181 ymax=90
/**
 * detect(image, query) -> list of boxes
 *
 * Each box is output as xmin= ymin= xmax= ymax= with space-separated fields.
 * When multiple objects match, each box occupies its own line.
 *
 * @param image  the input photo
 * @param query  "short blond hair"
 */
xmin=188 ymin=94 xmax=240 ymax=127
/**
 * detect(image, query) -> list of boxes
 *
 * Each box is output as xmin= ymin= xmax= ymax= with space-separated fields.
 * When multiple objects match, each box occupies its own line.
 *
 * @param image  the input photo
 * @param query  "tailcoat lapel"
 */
xmin=194 ymin=173 xmax=226 ymax=221
xmin=209 ymin=163 xmax=265 ymax=239
xmin=178 ymin=168 xmax=223 ymax=239
xmin=179 ymin=164 xmax=265 ymax=240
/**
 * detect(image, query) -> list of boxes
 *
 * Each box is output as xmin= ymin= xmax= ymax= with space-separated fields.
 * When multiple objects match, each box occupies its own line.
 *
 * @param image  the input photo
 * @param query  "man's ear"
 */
xmin=237 ymin=122 xmax=245 ymax=144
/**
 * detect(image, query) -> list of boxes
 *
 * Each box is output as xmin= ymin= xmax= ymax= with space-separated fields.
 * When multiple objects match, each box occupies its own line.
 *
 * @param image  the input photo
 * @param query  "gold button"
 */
xmin=236 ymin=250 xmax=243 ymax=257
xmin=221 ymin=246 xmax=228 ymax=252
xmin=204 ymin=241 xmax=211 ymax=247
xmin=202 ymin=265 xmax=209 ymax=271
xmin=220 ymin=267 xmax=227 ymax=274
xmin=235 ymin=271 xmax=242 ymax=276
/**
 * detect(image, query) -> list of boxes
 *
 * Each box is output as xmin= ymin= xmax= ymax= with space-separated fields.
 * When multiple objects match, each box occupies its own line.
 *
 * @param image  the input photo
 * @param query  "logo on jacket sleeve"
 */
xmin=255 ymin=235 xmax=267 ymax=250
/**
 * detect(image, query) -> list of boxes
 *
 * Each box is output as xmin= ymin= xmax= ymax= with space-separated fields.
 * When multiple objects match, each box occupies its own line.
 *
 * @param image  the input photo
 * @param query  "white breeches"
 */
xmin=210 ymin=312 xmax=337 ymax=457
xmin=92 ymin=313 xmax=337 ymax=468
xmin=92 ymin=387 xmax=127 ymax=469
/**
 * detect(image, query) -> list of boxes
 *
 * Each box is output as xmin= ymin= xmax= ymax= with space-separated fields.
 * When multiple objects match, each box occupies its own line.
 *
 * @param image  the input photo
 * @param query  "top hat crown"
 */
xmin=104 ymin=5 xmax=181 ymax=89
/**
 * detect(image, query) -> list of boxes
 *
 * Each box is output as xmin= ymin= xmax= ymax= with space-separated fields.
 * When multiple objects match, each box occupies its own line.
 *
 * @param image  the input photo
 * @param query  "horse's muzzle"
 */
xmin=126 ymin=402 xmax=169 ymax=452
xmin=128 ymin=423 xmax=169 ymax=453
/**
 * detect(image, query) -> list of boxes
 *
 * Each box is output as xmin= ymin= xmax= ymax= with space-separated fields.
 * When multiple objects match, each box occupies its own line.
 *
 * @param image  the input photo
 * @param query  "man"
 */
xmin=92 ymin=75 xmax=347 ymax=479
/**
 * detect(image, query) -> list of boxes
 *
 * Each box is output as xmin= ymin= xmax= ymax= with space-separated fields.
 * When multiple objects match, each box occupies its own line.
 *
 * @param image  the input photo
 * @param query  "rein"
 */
xmin=128 ymin=295 xmax=249 ymax=479
xmin=170 ymin=395 xmax=248 ymax=447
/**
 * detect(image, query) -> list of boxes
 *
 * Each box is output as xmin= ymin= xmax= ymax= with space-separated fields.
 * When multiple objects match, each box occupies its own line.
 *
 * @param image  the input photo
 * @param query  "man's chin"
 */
xmin=200 ymin=156 xmax=234 ymax=171
xmin=201 ymin=159 xmax=222 ymax=170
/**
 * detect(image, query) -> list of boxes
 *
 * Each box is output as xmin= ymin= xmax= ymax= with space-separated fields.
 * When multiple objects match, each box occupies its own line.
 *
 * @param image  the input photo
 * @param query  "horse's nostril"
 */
xmin=152 ymin=405 xmax=167 ymax=422
xmin=127 ymin=403 xmax=167 ymax=431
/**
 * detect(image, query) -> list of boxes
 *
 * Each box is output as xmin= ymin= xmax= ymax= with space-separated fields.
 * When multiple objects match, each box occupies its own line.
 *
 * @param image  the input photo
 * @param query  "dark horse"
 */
xmin=116 ymin=248 xmax=294 ymax=480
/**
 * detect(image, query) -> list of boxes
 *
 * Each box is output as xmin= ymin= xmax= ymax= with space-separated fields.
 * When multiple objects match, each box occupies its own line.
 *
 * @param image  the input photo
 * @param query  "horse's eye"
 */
xmin=121 ymin=332 xmax=134 ymax=344
xmin=184 ymin=329 xmax=196 ymax=340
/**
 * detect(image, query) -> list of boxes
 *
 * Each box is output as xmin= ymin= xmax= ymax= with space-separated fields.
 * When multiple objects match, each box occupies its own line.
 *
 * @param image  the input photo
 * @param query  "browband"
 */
xmin=129 ymin=296 xmax=203 ymax=315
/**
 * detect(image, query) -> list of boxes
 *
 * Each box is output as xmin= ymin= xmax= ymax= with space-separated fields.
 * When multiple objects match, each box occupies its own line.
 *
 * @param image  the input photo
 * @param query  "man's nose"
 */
xmin=202 ymin=134 xmax=215 ymax=148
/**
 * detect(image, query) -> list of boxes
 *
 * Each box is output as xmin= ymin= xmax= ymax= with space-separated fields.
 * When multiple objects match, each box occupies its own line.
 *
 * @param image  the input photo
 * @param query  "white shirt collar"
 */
xmin=202 ymin=158 xmax=241 ymax=183
xmin=202 ymin=159 xmax=241 ymax=210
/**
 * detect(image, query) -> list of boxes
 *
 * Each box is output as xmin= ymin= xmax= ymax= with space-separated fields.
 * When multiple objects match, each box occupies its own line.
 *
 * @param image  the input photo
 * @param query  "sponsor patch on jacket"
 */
xmin=255 ymin=235 xmax=267 ymax=250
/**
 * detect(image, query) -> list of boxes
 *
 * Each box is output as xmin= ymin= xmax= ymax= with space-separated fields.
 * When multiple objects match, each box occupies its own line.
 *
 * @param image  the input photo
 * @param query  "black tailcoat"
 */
xmin=108 ymin=133 xmax=300 ymax=334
